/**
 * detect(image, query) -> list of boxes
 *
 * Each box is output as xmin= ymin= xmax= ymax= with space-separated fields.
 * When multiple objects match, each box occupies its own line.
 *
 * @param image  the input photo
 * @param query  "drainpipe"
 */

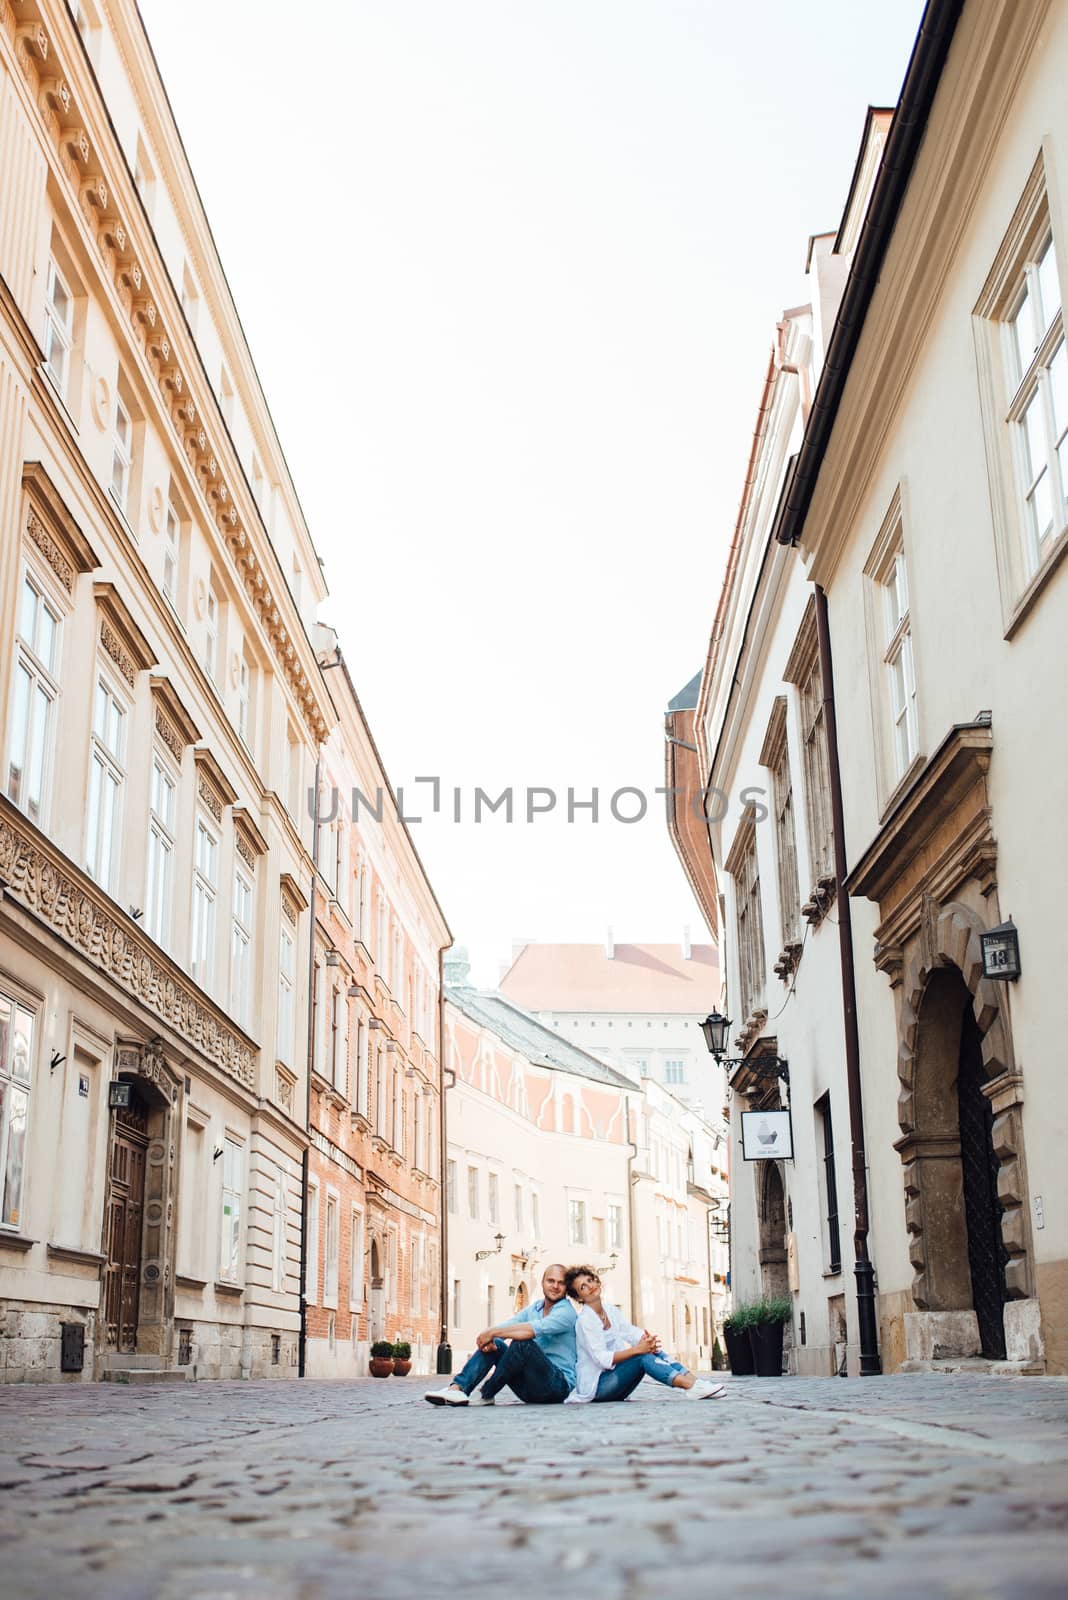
xmin=298 ymin=756 xmax=322 ymax=1379
xmin=815 ymin=586 xmax=881 ymax=1375
xmin=436 ymin=946 xmax=452 ymax=1375
xmin=625 ymin=1094 xmax=641 ymax=1326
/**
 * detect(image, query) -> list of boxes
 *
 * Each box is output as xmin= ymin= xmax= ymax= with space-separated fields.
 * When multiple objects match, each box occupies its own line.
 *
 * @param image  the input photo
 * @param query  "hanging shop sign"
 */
xmin=741 ymin=1109 xmax=793 ymax=1161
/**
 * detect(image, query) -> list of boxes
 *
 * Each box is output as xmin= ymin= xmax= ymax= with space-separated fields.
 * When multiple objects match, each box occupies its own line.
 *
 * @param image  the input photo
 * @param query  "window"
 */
xmin=145 ymin=753 xmax=176 ymax=947
xmin=204 ymin=581 xmax=219 ymax=684
xmin=1006 ymin=233 xmax=1065 ymax=572
xmin=349 ymin=1207 xmax=364 ymax=1310
xmin=0 ymin=992 xmax=33 ymax=1231
xmin=218 ymin=1138 xmax=243 ymax=1282
xmin=230 ymin=867 xmax=253 ymax=1028
xmin=43 ymin=257 xmax=73 ymax=397
xmin=190 ymin=817 xmax=218 ymax=988
xmin=392 ymin=1071 xmax=403 ymax=1155
xmin=727 ymin=814 xmax=765 ymax=1022
xmin=323 ymin=1193 xmax=339 ymax=1308
xmin=881 ymin=548 xmax=918 ymax=776
xmin=237 ymin=653 xmax=251 ymax=748
xmin=975 ymin=162 xmax=1068 ymax=623
xmin=86 ymin=675 xmax=126 ymax=891
xmin=311 ymin=961 xmax=324 ymax=1080
xmin=331 ymin=988 xmax=346 ymax=1095
xmin=817 ymin=1095 xmax=842 ymax=1275
xmin=413 ymin=1090 xmax=424 ymax=1171
xmin=785 ymin=607 xmax=834 ymax=887
xmin=531 ymin=1192 xmax=540 ymax=1239
xmin=278 ymin=921 xmax=295 ymax=1066
xmin=608 ymin=1203 xmax=623 ymax=1251
xmin=664 ymin=1059 xmax=686 ymax=1086
xmin=762 ymin=698 xmax=801 ymax=948
xmin=447 ymin=1159 xmax=458 ymax=1215
xmin=162 ymin=500 xmax=182 ymax=608
xmin=486 ymin=1283 xmax=495 ymax=1325
xmin=7 ymin=571 xmax=60 ymax=824
xmin=514 ymin=1184 xmax=523 ymax=1233
xmin=374 ymin=1046 xmax=386 ymax=1136
xmin=181 ymin=264 xmax=198 ymax=332
xmin=568 ymin=1198 xmax=587 ymax=1246
xmin=110 ymin=394 xmax=132 ymax=513
xmin=306 ymin=1181 xmax=320 ymax=1304
xmin=410 ymin=1232 xmax=422 ymax=1317
xmin=272 ymin=1167 xmax=287 ymax=1293
xmin=467 ymin=1165 xmax=479 ymax=1219
xmin=133 ymin=133 xmax=155 ymax=211
xmin=488 ymin=1172 xmax=499 ymax=1226
xmin=452 ymin=1277 xmax=462 ymax=1328
xmin=356 ymin=1018 xmax=369 ymax=1117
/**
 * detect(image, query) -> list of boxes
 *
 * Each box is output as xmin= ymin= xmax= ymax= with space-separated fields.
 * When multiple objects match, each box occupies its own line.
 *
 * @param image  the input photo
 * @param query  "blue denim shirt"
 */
xmin=506 ymin=1297 xmax=578 ymax=1388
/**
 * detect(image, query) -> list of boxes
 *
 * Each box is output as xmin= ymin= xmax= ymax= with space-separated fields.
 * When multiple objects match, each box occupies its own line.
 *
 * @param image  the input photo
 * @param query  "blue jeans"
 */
xmin=480 ymin=1338 xmax=571 ymax=1404
xmin=452 ymin=1338 xmax=507 ymax=1395
xmin=593 ymin=1352 xmax=686 ymax=1403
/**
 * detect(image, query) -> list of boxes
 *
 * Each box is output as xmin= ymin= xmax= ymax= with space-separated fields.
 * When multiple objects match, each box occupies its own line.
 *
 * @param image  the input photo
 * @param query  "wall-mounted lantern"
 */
xmin=475 ymin=1231 xmax=506 ymax=1261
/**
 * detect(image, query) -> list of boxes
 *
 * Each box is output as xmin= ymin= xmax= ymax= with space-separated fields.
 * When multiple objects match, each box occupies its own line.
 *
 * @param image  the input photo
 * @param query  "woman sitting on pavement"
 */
xmin=564 ymin=1265 xmax=726 ymax=1404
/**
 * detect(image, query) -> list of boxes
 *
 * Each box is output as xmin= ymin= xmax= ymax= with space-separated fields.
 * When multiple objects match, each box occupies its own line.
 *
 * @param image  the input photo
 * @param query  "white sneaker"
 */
xmin=424 ymin=1386 xmax=469 ymax=1406
xmin=468 ymin=1391 xmax=495 ymax=1406
xmin=683 ymin=1380 xmax=727 ymax=1401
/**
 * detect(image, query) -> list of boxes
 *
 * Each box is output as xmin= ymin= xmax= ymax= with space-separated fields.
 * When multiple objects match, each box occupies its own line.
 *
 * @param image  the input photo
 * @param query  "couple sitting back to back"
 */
xmin=425 ymin=1264 xmax=725 ymax=1407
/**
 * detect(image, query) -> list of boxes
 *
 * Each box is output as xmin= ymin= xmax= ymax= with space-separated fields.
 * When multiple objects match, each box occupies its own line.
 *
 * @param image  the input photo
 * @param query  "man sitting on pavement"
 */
xmin=424 ymin=1263 xmax=577 ymax=1407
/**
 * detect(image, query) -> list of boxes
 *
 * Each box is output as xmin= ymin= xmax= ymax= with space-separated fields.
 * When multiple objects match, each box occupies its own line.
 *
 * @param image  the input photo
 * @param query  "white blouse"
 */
xmin=566 ymin=1301 xmax=644 ymax=1403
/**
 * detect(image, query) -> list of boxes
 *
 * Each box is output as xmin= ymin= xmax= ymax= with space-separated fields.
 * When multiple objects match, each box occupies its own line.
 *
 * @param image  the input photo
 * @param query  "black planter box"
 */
xmin=749 ymin=1320 xmax=785 ymax=1376
xmin=723 ymin=1325 xmax=755 ymax=1375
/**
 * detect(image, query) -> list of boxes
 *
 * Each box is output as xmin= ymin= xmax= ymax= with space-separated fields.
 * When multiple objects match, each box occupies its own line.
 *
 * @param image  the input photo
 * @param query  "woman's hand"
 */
xmin=635 ymin=1332 xmax=658 ymax=1355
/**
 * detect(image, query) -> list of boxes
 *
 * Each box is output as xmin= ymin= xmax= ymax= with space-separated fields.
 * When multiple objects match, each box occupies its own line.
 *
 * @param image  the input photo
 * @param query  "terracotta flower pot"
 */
xmin=392 ymin=1358 xmax=412 ymax=1377
xmin=369 ymin=1357 xmax=394 ymax=1378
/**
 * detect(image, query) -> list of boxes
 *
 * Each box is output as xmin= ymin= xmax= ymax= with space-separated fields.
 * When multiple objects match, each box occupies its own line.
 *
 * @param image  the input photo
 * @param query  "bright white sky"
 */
xmin=140 ymin=0 xmax=925 ymax=986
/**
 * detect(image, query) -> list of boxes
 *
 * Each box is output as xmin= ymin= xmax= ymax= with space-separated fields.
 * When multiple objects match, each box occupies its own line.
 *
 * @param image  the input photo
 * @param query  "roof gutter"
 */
xmin=774 ymin=0 xmax=964 ymax=548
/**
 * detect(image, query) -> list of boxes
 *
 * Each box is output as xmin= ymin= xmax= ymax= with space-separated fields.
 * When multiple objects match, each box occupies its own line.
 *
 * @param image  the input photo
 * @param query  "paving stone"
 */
xmin=2 ymin=1374 xmax=1068 ymax=1595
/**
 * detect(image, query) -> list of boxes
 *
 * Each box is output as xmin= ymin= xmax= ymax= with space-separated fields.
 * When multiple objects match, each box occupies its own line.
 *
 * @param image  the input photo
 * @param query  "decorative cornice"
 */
xmin=193 ymin=747 xmax=237 ymax=825
xmin=149 ymin=675 xmax=201 ymax=761
xmin=280 ymin=870 xmax=309 ymax=916
xmin=232 ymin=806 xmax=268 ymax=868
xmin=0 ymin=796 xmax=255 ymax=1089
xmin=1 ymin=1 xmax=331 ymax=745
xmin=22 ymin=461 xmax=100 ymax=593
xmin=847 ymin=717 xmax=994 ymax=908
xmin=92 ymin=581 xmax=157 ymax=687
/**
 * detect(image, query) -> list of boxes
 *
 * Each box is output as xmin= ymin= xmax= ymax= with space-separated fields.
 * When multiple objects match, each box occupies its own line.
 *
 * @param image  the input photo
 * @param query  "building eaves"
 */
xmin=774 ymin=0 xmax=964 ymax=549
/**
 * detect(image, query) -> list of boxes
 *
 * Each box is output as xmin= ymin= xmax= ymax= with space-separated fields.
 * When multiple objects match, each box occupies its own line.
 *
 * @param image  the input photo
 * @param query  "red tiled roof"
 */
xmin=499 ymin=942 xmax=720 ymax=1015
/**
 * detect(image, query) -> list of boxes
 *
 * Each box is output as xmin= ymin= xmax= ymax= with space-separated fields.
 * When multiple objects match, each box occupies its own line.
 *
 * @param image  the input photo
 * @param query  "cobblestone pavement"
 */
xmin=2 ymin=1373 xmax=1068 ymax=1599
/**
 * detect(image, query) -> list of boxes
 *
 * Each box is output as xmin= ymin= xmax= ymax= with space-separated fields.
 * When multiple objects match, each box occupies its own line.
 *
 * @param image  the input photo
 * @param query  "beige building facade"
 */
xmin=0 ymin=0 xmax=333 ymax=1380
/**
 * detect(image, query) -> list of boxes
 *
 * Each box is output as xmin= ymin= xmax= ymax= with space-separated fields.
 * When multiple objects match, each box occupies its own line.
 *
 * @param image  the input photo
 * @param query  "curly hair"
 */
xmin=564 ymin=1264 xmax=600 ymax=1299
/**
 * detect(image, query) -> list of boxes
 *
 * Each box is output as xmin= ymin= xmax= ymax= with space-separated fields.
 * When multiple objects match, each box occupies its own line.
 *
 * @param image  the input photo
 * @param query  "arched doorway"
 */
xmin=910 ymin=967 xmax=1007 ymax=1358
xmin=759 ymin=1163 xmax=789 ymax=1300
xmin=514 ymin=1280 xmax=528 ymax=1312
xmin=369 ymin=1238 xmax=384 ymax=1343
xmin=102 ymin=1044 xmax=180 ymax=1360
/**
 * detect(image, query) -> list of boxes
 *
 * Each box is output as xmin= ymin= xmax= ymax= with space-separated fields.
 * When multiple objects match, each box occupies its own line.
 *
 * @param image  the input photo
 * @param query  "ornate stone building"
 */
xmin=0 ymin=0 xmax=333 ymax=1380
xmin=303 ymin=639 xmax=451 ymax=1377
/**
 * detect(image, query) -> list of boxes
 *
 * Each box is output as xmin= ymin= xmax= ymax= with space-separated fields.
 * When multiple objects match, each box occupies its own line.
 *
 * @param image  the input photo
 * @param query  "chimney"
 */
xmin=682 ymin=925 xmax=692 ymax=961
xmin=605 ymin=927 xmax=614 ymax=960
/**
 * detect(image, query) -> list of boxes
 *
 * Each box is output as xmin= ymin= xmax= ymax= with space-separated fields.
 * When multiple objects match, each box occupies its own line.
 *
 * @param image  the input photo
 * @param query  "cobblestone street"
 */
xmin=2 ymin=1373 xmax=1067 ymax=1599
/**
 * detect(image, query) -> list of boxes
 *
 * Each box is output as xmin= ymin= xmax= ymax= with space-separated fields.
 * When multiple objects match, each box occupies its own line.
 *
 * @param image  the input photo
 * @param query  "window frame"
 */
xmin=863 ymin=487 xmax=926 ymax=815
xmin=110 ymin=392 xmax=132 ymax=514
xmin=145 ymin=746 xmax=178 ymax=949
xmin=230 ymin=862 xmax=254 ymax=1029
xmin=973 ymin=151 xmax=1068 ymax=634
xmin=85 ymin=667 xmax=128 ymax=893
xmin=0 ymin=988 xmax=35 ymax=1233
xmin=43 ymin=255 xmax=74 ymax=398
xmin=190 ymin=811 xmax=219 ymax=990
xmin=218 ymin=1136 xmax=244 ymax=1285
xmin=7 ymin=564 xmax=63 ymax=828
xmin=725 ymin=808 xmax=766 ymax=1024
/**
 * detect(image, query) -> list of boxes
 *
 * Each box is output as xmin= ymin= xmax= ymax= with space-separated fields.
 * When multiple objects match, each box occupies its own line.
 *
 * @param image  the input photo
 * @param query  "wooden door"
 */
xmin=104 ymin=1103 xmax=148 ymax=1352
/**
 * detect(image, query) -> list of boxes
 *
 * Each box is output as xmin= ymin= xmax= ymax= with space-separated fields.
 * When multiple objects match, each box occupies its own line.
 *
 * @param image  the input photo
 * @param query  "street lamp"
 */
xmin=700 ymin=1009 xmax=790 ymax=1094
xmin=475 ymin=1231 xmax=506 ymax=1261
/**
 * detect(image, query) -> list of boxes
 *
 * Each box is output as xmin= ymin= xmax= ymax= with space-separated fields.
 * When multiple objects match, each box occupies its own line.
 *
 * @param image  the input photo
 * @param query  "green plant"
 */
xmin=710 ymin=1337 xmax=726 ymax=1371
xmin=753 ymin=1295 xmax=793 ymax=1326
xmin=391 ymin=1341 xmax=411 ymax=1359
xmin=723 ymin=1302 xmax=759 ymax=1332
xmin=370 ymin=1339 xmax=395 ymax=1358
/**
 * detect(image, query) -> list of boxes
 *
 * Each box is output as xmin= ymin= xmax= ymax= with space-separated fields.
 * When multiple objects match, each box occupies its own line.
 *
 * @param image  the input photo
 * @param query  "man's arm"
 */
xmin=474 ymin=1307 xmax=534 ymax=1350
